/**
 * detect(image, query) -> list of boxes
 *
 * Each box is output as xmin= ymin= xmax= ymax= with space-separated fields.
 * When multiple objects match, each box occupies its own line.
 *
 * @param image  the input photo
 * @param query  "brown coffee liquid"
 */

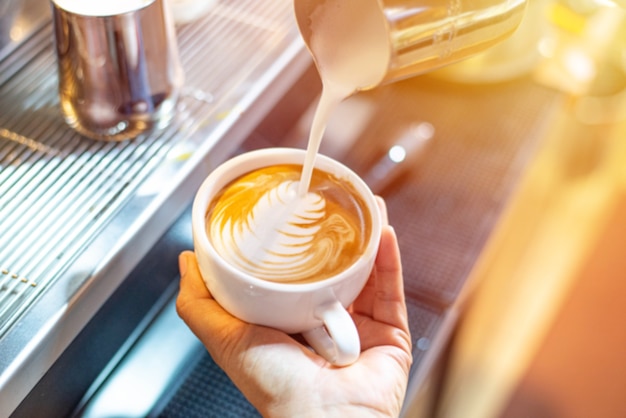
xmin=206 ymin=164 xmax=371 ymax=284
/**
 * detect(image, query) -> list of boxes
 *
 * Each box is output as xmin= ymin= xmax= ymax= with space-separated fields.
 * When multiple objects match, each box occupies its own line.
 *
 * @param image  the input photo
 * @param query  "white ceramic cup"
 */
xmin=191 ymin=148 xmax=382 ymax=366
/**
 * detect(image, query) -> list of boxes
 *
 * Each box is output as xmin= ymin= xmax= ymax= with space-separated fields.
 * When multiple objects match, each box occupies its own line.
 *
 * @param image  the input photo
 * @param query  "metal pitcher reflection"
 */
xmin=51 ymin=0 xmax=184 ymax=141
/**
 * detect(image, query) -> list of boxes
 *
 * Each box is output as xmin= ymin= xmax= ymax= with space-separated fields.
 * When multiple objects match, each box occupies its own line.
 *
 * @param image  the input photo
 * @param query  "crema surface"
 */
xmin=206 ymin=165 xmax=370 ymax=284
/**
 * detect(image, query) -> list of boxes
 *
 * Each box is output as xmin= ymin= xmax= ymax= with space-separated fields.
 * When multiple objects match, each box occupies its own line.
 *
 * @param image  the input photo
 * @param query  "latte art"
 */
xmin=207 ymin=164 xmax=370 ymax=284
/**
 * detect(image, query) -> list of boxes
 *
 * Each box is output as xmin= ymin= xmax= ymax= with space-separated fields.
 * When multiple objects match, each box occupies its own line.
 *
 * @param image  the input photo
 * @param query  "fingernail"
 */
xmin=178 ymin=252 xmax=188 ymax=277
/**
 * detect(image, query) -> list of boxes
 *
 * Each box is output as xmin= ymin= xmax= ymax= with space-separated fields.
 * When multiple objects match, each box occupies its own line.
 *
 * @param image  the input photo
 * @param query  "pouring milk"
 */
xmin=201 ymin=0 xmax=389 ymax=285
xmin=297 ymin=0 xmax=390 ymax=196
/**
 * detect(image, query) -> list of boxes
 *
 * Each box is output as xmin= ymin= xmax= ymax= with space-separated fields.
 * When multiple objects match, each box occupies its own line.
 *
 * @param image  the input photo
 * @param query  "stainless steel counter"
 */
xmin=0 ymin=1 xmax=311 ymax=415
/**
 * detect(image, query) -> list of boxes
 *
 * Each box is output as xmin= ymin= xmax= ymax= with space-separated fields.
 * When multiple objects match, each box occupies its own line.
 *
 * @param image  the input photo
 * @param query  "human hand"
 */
xmin=176 ymin=198 xmax=412 ymax=417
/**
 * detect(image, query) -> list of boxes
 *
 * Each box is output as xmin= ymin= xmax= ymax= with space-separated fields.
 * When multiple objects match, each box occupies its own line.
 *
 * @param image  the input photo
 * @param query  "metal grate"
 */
xmin=0 ymin=0 xmax=298 ymax=337
xmin=317 ymin=76 xmax=563 ymax=309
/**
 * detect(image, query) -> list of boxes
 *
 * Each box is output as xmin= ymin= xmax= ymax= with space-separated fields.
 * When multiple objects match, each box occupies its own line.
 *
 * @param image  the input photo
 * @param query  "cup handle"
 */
xmin=302 ymin=300 xmax=360 ymax=366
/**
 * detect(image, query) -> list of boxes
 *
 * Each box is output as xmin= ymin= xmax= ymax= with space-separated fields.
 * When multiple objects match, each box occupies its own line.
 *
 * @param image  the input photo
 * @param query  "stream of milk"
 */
xmin=297 ymin=0 xmax=390 ymax=196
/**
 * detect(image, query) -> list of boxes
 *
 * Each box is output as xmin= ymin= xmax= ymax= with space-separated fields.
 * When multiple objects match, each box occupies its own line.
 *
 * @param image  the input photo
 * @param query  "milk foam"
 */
xmin=208 ymin=166 xmax=366 ymax=283
xmin=212 ymin=181 xmax=319 ymax=280
xmin=52 ymin=0 xmax=154 ymax=16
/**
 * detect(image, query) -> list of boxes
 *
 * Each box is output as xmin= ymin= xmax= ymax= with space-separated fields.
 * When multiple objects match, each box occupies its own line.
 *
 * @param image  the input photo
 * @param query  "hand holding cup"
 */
xmin=191 ymin=147 xmax=382 ymax=366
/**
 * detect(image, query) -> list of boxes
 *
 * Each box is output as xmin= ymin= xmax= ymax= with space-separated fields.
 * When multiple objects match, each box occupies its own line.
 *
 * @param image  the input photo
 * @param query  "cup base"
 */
xmin=61 ymin=95 xmax=178 ymax=141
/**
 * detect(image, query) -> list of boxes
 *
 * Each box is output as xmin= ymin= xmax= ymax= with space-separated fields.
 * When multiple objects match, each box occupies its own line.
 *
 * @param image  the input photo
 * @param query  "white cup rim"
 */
xmin=192 ymin=147 xmax=382 ymax=292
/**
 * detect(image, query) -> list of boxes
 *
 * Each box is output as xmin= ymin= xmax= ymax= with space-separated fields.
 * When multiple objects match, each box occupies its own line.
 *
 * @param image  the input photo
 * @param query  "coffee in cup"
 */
xmin=205 ymin=163 xmax=371 ymax=285
xmin=192 ymin=148 xmax=381 ymax=366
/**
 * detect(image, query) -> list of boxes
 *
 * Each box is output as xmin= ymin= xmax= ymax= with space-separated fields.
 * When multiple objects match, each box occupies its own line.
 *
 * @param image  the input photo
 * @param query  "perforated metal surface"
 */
xmin=383 ymin=79 xmax=560 ymax=307
xmin=0 ymin=0 xmax=298 ymax=337
xmin=316 ymin=76 xmax=564 ymax=308
xmin=156 ymin=352 xmax=261 ymax=418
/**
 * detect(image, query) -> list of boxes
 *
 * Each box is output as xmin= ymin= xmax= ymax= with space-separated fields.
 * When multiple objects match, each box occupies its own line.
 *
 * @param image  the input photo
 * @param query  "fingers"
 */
xmin=352 ymin=193 xmax=399 ymax=317
xmin=371 ymin=226 xmax=409 ymax=332
xmin=351 ymin=196 xmax=390 ymax=314
xmin=176 ymin=251 xmax=317 ymax=377
xmin=369 ymin=197 xmax=408 ymax=332
xmin=351 ymin=225 xmax=411 ymax=352
xmin=176 ymin=251 xmax=249 ymax=358
xmin=178 ymin=250 xmax=211 ymax=299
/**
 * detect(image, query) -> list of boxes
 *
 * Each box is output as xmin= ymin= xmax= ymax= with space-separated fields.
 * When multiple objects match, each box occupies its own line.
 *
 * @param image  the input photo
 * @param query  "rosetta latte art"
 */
xmin=206 ymin=164 xmax=370 ymax=284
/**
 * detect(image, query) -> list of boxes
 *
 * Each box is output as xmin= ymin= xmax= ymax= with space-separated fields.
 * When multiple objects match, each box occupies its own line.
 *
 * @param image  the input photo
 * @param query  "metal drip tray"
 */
xmin=0 ymin=1 xmax=311 ymax=415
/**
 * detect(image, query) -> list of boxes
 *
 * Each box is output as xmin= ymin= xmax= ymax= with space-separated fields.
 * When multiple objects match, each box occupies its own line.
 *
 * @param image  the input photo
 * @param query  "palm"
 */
xmin=177 ymin=221 xmax=412 ymax=417
xmin=215 ymin=311 xmax=410 ymax=416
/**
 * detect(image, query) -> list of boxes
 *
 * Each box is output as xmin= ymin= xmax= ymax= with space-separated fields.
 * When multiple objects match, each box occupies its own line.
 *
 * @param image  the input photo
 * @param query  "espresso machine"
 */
xmin=1 ymin=0 xmax=625 ymax=417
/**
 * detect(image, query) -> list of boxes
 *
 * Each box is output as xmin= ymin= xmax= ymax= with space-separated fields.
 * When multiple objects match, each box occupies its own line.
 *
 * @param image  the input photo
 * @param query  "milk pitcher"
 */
xmin=294 ymin=0 xmax=529 ymax=92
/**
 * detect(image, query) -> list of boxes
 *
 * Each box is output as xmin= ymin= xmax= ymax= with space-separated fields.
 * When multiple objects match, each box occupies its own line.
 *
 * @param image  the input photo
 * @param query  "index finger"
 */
xmin=175 ymin=251 xmax=247 ymax=347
